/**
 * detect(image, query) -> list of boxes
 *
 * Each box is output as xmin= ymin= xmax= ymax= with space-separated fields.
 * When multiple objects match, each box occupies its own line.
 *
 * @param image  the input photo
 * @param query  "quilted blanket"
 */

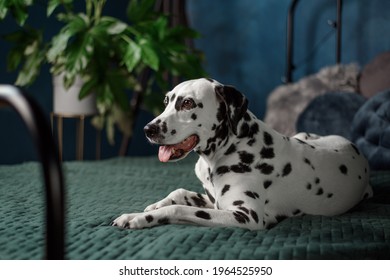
xmin=0 ymin=156 xmax=389 ymax=259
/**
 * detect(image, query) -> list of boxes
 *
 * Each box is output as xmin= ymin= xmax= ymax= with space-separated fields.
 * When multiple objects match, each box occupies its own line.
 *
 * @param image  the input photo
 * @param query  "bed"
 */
xmin=1 ymin=0 xmax=390 ymax=260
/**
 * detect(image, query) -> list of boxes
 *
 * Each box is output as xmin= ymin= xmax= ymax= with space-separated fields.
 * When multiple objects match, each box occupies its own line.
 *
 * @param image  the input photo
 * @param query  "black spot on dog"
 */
xmin=158 ymin=217 xmax=170 ymax=224
xmin=205 ymin=78 xmax=214 ymax=83
xmin=327 ymin=193 xmax=333 ymax=198
xmin=237 ymin=123 xmax=250 ymax=138
xmin=315 ymin=178 xmax=320 ymax=184
xmin=281 ymin=163 xmax=292 ymax=177
xmin=247 ymin=139 xmax=256 ymax=146
xmin=216 ymin=166 xmax=230 ymax=175
xmin=195 ymin=211 xmax=211 ymax=220
xmin=156 ymin=119 xmax=161 ymax=124
xmin=304 ymin=158 xmax=315 ymax=170
xmin=191 ymin=113 xmax=197 ymax=120
xmin=248 ymin=123 xmax=259 ymax=138
xmin=316 ymin=188 xmax=324 ymax=195
xmin=205 ymin=189 xmax=215 ymax=204
xmin=238 ymin=206 xmax=249 ymax=214
xmin=170 ymin=93 xmax=176 ymax=102
xmin=339 ymin=165 xmax=348 ymax=175
xmin=358 ymin=175 xmax=362 ymax=180
xmin=184 ymin=196 xmax=192 ymax=206
xmin=174 ymin=96 xmax=183 ymax=111
xmin=233 ymin=200 xmax=244 ymax=206
xmin=224 ymin=144 xmax=236 ymax=155
xmin=263 ymin=132 xmax=273 ymax=146
xmin=161 ymin=122 xmax=168 ymax=133
xmin=250 ymin=210 xmax=259 ymax=223
xmin=351 ymin=143 xmax=360 ymax=155
xmin=260 ymin=147 xmax=275 ymax=159
xmin=306 ymin=183 xmax=312 ymax=190
xmin=265 ymin=199 xmax=269 ymax=204
xmin=221 ymin=185 xmax=230 ymax=196
xmin=244 ymin=112 xmax=251 ymax=121
xmin=292 ymin=209 xmax=301 ymax=216
xmin=145 ymin=215 xmax=154 ymax=223
xmin=263 ymin=180 xmax=272 ymax=189
xmin=239 ymin=151 xmax=254 ymax=164
xmin=233 ymin=211 xmax=250 ymax=224
xmin=245 ymin=191 xmax=260 ymax=199
xmin=211 ymin=124 xmax=217 ymax=130
xmin=255 ymin=163 xmax=274 ymax=175
xmin=230 ymin=163 xmax=251 ymax=173
xmin=197 ymin=102 xmax=203 ymax=108
xmin=216 ymin=103 xmax=227 ymax=122
xmin=171 ymin=129 xmax=176 ymax=135
xmin=192 ymin=193 xmax=208 ymax=207
xmin=171 ymin=200 xmax=176 ymax=205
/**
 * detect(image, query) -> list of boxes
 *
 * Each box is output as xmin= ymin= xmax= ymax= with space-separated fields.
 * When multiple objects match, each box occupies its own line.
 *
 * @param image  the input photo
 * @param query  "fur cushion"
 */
xmin=265 ymin=64 xmax=360 ymax=136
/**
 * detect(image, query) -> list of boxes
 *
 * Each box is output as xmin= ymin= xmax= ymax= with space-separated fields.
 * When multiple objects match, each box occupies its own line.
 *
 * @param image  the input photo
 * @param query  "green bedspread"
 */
xmin=0 ymin=156 xmax=389 ymax=259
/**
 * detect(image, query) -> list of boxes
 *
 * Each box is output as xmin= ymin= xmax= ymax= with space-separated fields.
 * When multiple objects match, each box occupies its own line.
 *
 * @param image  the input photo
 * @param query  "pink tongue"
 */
xmin=158 ymin=146 xmax=173 ymax=162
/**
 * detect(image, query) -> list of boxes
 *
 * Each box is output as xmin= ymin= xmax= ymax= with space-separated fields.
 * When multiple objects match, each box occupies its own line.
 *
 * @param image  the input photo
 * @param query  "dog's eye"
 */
xmin=163 ymin=96 xmax=169 ymax=107
xmin=181 ymin=98 xmax=196 ymax=110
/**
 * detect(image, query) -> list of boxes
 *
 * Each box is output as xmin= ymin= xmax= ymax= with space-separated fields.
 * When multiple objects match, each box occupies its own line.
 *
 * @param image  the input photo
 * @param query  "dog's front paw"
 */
xmin=111 ymin=213 xmax=145 ymax=229
xmin=144 ymin=198 xmax=176 ymax=212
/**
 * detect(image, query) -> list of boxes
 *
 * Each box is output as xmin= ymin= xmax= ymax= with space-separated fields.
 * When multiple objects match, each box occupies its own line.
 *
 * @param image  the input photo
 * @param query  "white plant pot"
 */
xmin=53 ymin=74 xmax=97 ymax=115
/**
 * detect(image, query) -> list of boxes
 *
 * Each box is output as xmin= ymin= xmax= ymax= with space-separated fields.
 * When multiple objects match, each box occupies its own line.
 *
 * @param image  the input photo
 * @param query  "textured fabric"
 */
xmin=0 ymin=156 xmax=389 ymax=260
xmin=296 ymin=92 xmax=366 ymax=140
xmin=351 ymin=90 xmax=390 ymax=170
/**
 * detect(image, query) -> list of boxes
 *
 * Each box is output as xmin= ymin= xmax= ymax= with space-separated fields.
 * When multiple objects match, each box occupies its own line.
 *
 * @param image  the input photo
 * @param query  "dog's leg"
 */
xmin=144 ymin=188 xmax=214 ymax=212
xmin=112 ymin=204 xmax=264 ymax=230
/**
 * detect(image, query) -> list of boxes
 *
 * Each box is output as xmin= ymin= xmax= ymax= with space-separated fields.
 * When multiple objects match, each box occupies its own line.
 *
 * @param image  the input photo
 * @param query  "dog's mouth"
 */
xmin=158 ymin=134 xmax=199 ymax=162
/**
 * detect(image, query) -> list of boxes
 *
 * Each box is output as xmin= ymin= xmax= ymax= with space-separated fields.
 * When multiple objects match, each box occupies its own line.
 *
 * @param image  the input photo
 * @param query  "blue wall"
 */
xmin=187 ymin=0 xmax=390 ymax=117
xmin=1 ymin=0 xmax=390 ymax=164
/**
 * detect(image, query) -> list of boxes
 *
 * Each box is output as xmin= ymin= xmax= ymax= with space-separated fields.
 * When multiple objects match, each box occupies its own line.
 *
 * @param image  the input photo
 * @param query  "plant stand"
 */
xmin=51 ymin=113 xmax=101 ymax=161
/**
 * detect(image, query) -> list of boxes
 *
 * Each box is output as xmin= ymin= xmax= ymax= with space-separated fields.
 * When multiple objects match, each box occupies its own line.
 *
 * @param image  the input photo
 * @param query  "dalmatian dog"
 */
xmin=112 ymin=78 xmax=372 ymax=230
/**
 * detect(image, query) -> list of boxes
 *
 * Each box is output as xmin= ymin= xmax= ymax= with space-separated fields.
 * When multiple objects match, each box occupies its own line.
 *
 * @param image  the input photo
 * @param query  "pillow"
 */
xmin=296 ymin=92 xmax=366 ymax=140
xmin=264 ymin=64 xmax=360 ymax=136
xmin=351 ymin=90 xmax=390 ymax=171
xmin=359 ymin=51 xmax=390 ymax=99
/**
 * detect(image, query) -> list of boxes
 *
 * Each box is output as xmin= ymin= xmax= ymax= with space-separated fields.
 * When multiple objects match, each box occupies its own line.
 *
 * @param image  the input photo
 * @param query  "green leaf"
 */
xmin=0 ymin=2 xmax=8 ymax=19
xmin=47 ymin=0 xmax=61 ymax=16
xmin=79 ymin=76 xmax=98 ymax=100
xmin=106 ymin=71 xmax=130 ymax=112
xmin=124 ymin=39 xmax=141 ymax=72
xmin=139 ymin=39 xmax=159 ymax=71
xmin=47 ymin=30 xmax=72 ymax=62
xmin=64 ymin=32 xmax=94 ymax=76
xmin=127 ymin=0 xmax=156 ymax=23
xmin=107 ymin=20 xmax=127 ymax=35
xmin=15 ymin=50 xmax=45 ymax=86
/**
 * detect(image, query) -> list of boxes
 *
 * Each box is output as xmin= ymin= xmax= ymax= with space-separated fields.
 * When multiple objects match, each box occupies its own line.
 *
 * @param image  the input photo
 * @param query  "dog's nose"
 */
xmin=144 ymin=123 xmax=160 ymax=138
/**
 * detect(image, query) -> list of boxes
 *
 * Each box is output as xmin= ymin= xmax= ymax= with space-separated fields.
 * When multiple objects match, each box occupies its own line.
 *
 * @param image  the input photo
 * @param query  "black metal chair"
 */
xmin=0 ymin=85 xmax=65 ymax=260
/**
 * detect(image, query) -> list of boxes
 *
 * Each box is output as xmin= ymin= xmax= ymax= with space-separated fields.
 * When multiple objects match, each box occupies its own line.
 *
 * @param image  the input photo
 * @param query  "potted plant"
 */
xmin=2 ymin=0 xmax=206 ymax=144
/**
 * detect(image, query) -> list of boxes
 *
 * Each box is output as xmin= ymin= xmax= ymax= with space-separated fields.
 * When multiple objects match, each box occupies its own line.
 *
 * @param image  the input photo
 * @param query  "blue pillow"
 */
xmin=296 ymin=92 xmax=366 ymax=140
xmin=351 ymin=90 xmax=390 ymax=171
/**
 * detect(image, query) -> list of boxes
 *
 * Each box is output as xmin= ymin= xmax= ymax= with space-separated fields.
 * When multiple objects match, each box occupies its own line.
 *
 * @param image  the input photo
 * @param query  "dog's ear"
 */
xmin=215 ymin=85 xmax=248 ymax=135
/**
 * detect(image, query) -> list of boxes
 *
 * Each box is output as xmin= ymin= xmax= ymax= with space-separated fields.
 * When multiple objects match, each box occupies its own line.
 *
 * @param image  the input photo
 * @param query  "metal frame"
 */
xmin=0 ymin=85 xmax=65 ymax=260
xmin=285 ymin=0 xmax=343 ymax=83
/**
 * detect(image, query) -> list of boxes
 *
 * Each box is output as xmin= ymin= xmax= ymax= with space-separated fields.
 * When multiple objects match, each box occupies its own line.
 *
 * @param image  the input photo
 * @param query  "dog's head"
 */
xmin=144 ymin=78 xmax=248 ymax=162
